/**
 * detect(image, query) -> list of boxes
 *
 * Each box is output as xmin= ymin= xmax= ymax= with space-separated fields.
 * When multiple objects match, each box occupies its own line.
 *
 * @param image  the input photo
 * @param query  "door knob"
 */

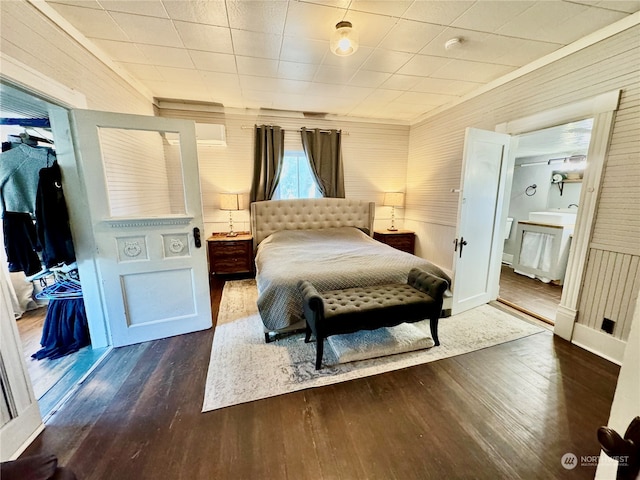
xmin=597 ymin=416 xmax=640 ymax=480
xmin=459 ymin=237 xmax=468 ymax=258
xmin=193 ymin=227 xmax=202 ymax=248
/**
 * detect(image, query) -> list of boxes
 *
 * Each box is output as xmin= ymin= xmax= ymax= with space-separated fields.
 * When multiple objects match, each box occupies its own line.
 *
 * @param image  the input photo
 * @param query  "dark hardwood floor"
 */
xmin=16 ymin=305 xmax=108 ymax=417
xmin=22 ymin=276 xmax=619 ymax=479
xmin=499 ymin=264 xmax=563 ymax=323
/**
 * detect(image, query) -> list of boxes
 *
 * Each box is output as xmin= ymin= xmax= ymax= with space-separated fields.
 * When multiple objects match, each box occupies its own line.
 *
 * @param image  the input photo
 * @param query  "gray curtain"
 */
xmin=251 ymin=125 xmax=284 ymax=202
xmin=301 ymin=127 xmax=345 ymax=198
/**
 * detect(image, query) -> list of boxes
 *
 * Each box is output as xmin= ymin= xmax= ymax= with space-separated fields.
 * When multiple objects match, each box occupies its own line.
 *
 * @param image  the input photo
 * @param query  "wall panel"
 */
xmin=98 ymin=128 xmax=176 ymax=217
xmin=578 ymin=250 xmax=640 ymax=340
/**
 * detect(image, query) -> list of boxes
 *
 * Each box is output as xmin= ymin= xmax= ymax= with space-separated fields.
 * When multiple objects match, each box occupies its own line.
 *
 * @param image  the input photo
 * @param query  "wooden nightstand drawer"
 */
xmin=373 ymin=230 xmax=416 ymax=254
xmin=212 ymin=255 xmax=252 ymax=273
xmin=214 ymin=242 xmax=249 ymax=257
xmin=207 ymin=233 xmax=254 ymax=275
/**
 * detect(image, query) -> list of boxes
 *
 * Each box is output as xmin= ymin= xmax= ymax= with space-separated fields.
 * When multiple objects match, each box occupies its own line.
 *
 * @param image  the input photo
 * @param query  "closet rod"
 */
xmin=241 ymin=125 xmax=349 ymax=135
xmin=0 ymin=117 xmax=51 ymax=128
xmin=7 ymin=132 xmax=54 ymax=145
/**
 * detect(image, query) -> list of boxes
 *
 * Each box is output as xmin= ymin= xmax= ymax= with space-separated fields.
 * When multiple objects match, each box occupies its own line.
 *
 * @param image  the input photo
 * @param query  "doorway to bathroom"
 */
xmin=498 ymin=119 xmax=593 ymax=323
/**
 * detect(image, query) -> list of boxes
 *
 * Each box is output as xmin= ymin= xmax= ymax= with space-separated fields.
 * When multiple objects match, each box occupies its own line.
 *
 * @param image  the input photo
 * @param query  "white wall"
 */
xmin=505 ymin=157 xmax=582 ymax=257
xmin=407 ymin=25 xmax=640 ymax=343
xmin=99 ymin=129 xmax=177 ymax=217
xmin=1 ymin=1 xmax=153 ymax=116
xmin=156 ymin=104 xmax=411 ymax=238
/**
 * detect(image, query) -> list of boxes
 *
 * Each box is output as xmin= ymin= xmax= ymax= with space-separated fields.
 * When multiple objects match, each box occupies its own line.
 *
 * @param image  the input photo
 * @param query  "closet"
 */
xmin=0 ymin=83 xmax=106 ymax=418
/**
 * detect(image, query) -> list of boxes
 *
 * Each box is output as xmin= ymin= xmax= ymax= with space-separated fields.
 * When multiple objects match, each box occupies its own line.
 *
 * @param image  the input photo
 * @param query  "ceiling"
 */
xmin=35 ymin=1 xmax=640 ymax=122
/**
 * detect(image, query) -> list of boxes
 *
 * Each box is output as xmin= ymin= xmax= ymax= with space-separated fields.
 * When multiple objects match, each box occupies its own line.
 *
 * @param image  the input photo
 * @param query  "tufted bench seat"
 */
xmin=298 ymin=267 xmax=449 ymax=369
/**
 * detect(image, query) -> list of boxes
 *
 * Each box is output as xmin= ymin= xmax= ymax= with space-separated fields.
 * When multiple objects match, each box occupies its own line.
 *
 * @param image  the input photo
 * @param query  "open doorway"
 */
xmin=0 ymin=82 xmax=109 ymax=418
xmin=498 ymin=119 xmax=593 ymax=323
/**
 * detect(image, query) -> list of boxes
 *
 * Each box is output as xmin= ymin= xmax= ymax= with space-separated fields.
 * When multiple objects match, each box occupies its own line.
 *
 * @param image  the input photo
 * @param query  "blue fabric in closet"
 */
xmin=32 ymin=298 xmax=90 ymax=360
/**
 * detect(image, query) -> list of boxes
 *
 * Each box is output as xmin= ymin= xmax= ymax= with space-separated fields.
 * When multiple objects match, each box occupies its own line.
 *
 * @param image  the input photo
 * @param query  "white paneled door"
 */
xmin=452 ymin=128 xmax=511 ymax=315
xmin=0 ymin=276 xmax=43 ymax=460
xmin=70 ymin=110 xmax=212 ymax=346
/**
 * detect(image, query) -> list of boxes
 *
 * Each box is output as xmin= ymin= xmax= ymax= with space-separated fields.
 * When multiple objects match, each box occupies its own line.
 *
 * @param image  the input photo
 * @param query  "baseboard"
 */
xmin=571 ymin=323 xmax=626 ymax=365
xmin=554 ymin=304 xmax=577 ymax=340
xmin=502 ymin=253 xmax=514 ymax=264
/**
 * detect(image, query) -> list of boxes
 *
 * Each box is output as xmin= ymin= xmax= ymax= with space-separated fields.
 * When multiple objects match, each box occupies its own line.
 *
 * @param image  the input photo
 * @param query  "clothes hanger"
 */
xmin=35 ymin=278 xmax=82 ymax=300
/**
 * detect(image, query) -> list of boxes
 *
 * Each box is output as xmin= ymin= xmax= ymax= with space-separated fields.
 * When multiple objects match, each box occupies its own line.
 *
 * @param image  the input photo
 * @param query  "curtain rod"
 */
xmin=241 ymin=125 xmax=349 ymax=135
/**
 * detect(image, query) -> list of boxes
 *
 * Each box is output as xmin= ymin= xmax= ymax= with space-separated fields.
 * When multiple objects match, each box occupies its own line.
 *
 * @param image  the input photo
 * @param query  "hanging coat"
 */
xmin=35 ymin=161 xmax=76 ymax=268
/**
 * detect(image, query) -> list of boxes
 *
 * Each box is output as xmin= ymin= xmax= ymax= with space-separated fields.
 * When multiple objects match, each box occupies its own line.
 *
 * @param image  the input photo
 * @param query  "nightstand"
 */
xmin=207 ymin=233 xmax=254 ymax=275
xmin=373 ymin=230 xmax=416 ymax=254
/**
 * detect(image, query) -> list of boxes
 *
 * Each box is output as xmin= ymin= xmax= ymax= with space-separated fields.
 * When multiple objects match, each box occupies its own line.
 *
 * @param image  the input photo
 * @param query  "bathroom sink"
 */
xmin=528 ymin=211 xmax=577 ymax=225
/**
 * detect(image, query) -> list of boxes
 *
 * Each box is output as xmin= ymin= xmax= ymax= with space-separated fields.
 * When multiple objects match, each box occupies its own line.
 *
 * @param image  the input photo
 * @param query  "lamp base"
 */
xmin=226 ymin=231 xmax=238 ymax=237
xmin=387 ymin=227 xmax=398 ymax=232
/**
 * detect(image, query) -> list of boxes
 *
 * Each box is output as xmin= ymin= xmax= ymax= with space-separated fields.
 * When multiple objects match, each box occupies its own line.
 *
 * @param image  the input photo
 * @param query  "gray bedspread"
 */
xmin=255 ymin=227 xmax=451 ymax=331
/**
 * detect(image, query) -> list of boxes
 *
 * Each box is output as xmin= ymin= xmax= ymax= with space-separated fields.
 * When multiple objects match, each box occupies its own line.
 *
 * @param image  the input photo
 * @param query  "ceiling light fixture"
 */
xmin=445 ymin=37 xmax=463 ymax=50
xmin=330 ymin=21 xmax=359 ymax=57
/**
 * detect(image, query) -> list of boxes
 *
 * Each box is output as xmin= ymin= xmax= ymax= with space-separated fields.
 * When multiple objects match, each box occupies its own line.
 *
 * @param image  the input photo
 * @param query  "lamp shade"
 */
xmin=219 ymin=193 xmax=240 ymax=211
xmin=330 ymin=21 xmax=359 ymax=56
xmin=383 ymin=192 xmax=405 ymax=207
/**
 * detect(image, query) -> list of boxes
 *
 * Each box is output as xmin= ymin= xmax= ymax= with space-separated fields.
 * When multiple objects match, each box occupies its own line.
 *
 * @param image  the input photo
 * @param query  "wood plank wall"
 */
xmin=579 ymin=250 xmax=640 ymax=340
xmin=156 ymin=105 xmax=410 ymax=234
xmin=0 ymin=1 xmax=153 ymax=116
xmin=99 ymin=128 xmax=174 ymax=217
xmin=407 ymin=25 xmax=640 ymax=341
xmin=163 ymin=143 xmax=187 ymax=214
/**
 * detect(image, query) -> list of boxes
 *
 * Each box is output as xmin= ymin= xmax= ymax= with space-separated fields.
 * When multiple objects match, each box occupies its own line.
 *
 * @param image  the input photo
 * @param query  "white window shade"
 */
xmin=165 ymin=123 xmax=226 ymax=146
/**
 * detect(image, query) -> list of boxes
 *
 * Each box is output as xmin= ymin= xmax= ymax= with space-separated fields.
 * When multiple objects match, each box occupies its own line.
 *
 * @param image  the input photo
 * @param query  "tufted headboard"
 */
xmin=251 ymin=198 xmax=375 ymax=249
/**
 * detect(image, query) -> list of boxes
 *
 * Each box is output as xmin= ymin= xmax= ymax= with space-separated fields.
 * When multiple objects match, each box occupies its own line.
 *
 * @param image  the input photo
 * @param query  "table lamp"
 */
xmin=219 ymin=193 xmax=240 ymax=237
xmin=383 ymin=192 xmax=404 ymax=231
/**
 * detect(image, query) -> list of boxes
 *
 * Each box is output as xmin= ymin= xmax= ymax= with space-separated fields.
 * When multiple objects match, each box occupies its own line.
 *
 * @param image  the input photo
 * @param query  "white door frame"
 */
xmin=0 ymin=54 xmax=103 ymax=460
xmin=0 ymin=276 xmax=44 ymax=460
xmin=2 ymin=60 xmax=111 ymax=349
xmin=495 ymin=89 xmax=621 ymax=340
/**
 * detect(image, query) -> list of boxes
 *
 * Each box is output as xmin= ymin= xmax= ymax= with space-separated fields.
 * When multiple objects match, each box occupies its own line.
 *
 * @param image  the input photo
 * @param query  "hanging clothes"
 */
xmin=32 ymin=270 xmax=89 ymax=360
xmin=32 ymin=297 xmax=90 ymax=360
xmin=0 ymin=143 xmax=54 ymax=215
xmin=1 ymin=143 xmax=55 ymax=275
xmin=2 ymin=211 xmax=42 ymax=275
xmin=35 ymin=161 xmax=76 ymax=268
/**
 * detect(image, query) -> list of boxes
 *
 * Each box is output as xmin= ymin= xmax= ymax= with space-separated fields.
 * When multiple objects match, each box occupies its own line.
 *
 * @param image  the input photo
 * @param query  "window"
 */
xmin=272 ymin=151 xmax=322 ymax=200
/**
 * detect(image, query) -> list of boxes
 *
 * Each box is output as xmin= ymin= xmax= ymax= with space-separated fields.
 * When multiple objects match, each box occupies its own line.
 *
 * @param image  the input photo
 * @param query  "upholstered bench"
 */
xmin=298 ymin=267 xmax=449 ymax=369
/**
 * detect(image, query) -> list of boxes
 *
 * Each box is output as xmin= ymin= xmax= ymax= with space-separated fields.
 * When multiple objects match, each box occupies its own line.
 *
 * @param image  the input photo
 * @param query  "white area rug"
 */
xmin=203 ymin=279 xmax=545 ymax=412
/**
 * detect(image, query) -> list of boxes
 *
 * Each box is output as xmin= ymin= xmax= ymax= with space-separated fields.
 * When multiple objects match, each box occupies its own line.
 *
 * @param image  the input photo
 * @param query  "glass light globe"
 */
xmin=330 ymin=21 xmax=359 ymax=56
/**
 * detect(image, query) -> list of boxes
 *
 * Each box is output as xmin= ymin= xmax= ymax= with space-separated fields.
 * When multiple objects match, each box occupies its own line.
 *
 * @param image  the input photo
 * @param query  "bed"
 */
xmin=251 ymin=198 xmax=452 ymax=338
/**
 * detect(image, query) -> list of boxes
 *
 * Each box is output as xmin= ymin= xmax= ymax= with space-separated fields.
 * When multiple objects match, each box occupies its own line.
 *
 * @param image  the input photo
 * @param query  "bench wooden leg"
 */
xmin=430 ymin=317 xmax=440 ymax=346
xmin=315 ymin=336 xmax=324 ymax=370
